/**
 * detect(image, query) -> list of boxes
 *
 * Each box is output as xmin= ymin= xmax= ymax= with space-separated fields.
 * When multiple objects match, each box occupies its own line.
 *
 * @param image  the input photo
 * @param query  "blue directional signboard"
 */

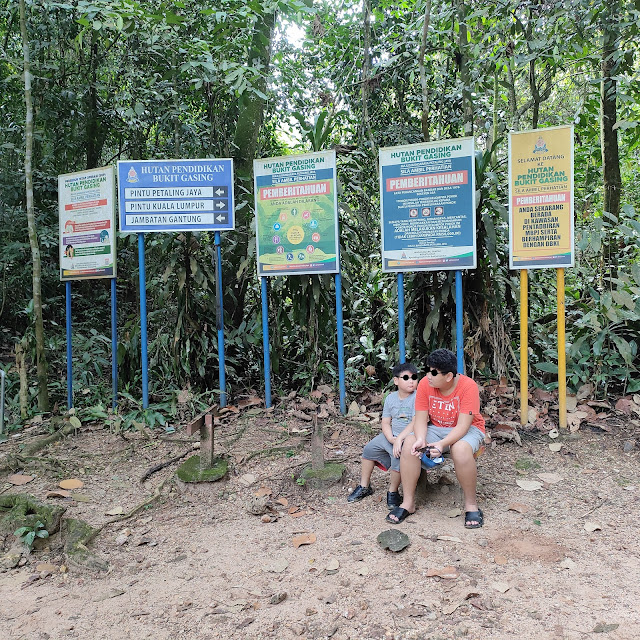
xmin=117 ymin=159 xmax=234 ymax=232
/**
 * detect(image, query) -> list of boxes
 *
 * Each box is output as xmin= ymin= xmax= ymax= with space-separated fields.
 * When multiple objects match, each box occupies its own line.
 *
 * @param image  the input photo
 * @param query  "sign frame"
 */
xmin=379 ymin=137 xmax=477 ymax=273
xmin=117 ymin=158 xmax=235 ymax=233
xmin=253 ymin=150 xmax=340 ymax=277
xmin=58 ymin=166 xmax=116 ymax=281
xmin=508 ymin=125 xmax=574 ymax=270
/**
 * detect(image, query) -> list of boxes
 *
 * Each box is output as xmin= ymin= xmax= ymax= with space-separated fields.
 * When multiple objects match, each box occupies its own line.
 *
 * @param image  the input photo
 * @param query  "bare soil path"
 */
xmin=1 ymin=403 xmax=639 ymax=640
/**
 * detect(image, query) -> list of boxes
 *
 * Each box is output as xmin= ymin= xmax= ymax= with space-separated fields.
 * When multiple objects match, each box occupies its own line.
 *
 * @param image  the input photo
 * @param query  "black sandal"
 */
xmin=464 ymin=509 xmax=484 ymax=529
xmin=386 ymin=507 xmax=413 ymax=524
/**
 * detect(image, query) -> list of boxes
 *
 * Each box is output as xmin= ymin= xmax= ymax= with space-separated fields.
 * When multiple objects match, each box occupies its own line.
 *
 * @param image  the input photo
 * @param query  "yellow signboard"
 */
xmin=508 ymin=126 xmax=574 ymax=269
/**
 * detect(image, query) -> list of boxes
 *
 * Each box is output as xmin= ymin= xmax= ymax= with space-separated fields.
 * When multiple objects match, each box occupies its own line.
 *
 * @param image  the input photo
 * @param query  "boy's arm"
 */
xmin=381 ymin=416 xmax=394 ymax=443
xmin=392 ymin=416 xmax=415 ymax=457
xmin=409 ymin=410 xmax=430 ymax=456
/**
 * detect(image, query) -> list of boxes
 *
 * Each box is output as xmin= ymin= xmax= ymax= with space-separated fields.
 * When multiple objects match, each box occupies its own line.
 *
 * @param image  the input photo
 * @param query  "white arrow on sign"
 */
xmin=215 ymin=188 xmax=224 ymax=196
xmin=216 ymin=214 xmax=225 ymax=222
xmin=216 ymin=201 xmax=225 ymax=209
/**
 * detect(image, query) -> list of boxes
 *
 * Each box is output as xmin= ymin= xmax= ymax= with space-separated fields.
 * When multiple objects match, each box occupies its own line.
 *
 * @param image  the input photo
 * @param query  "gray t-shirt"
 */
xmin=382 ymin=390 xmax=416 ymax=437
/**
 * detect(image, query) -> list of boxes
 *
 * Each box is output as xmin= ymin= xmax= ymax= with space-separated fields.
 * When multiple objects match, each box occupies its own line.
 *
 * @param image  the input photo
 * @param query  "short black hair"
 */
xmin=426 ymin=349 xmax=457 ymax=375
xmin=392 ymin=362 xmax=418 ymax=377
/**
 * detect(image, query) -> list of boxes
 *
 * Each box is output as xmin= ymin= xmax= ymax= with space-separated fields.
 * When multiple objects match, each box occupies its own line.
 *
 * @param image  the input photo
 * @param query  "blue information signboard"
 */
xmin=379 ymin=138 xmax=476 ymax=272
xmin=117 ymin=159 xmax=234 ymax=232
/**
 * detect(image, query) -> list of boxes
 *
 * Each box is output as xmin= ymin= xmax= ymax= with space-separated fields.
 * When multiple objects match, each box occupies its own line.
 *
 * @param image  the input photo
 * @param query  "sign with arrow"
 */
xmin=117 ymin=159 xmax=234 ymax=232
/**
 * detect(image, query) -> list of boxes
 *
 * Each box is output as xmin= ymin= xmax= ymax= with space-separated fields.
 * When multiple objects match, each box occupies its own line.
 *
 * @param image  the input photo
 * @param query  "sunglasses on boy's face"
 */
xmin=426 ymin=368 xmax=445 ymax=377
xmin=399 ymin=374 xmax=418 ymax=381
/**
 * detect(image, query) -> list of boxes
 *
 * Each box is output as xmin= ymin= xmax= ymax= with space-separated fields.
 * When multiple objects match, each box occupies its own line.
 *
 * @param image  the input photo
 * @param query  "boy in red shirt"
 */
xmin=386 ymin=349 xmax=486 ymax=528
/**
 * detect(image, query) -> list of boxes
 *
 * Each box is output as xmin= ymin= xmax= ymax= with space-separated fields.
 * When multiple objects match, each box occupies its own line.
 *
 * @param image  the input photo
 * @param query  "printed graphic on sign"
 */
xmin=254 ymin=151 xmax=339 ymax=276
xmin=379 ymin=138 xmax=476 ymax=272
xmin=58 ymin=167 xmax=116 ymax=281
xmin=117 ymin=159 xmax=234 ymax=232
xmin=508 ymin=126 xmax=574 ymax=269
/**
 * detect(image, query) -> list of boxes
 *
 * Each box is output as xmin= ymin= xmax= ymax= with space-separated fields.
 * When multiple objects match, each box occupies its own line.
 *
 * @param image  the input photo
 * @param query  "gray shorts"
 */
xmin=362 ymin=432 xmax=401 ymax=473
xmin=421 ymin=425 xmax=485 ymax=469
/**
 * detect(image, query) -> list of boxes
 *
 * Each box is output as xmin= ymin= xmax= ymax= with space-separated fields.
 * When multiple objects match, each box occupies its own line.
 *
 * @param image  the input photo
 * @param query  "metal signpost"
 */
xmin=58 ymin=166 xmax=117 ymax=409
xmin=117 ymin=159 xmax=235 ymax=408
xmin=379 ymin=138 xmax=477 ymax=371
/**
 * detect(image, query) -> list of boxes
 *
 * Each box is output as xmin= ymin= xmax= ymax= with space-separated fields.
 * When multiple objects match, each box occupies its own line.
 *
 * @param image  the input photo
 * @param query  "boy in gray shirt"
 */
xmin=347 ymin=363 xmax=418 ymax=509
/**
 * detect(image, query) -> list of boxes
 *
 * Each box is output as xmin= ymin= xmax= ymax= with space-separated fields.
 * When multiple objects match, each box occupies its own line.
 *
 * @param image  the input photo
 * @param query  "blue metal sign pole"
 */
xmin=335 ymin=273 xmax=346 ymax=415
xmin=66 ymin=281 xmax=73 ymax=409
xmin=138 ymin=233 xmax=149 ymax=409
xmin=455 ymin=270 xmax=464 ymax=374
xmin=260 ymin=277 xmax=272 ymax=408
xmin=214 ymin=231 xmax=227 ymax=407
xmin=111 ymin=278 xmax=118 ymax=409
xmin=397 ymin=273 xmax=406 ymax=363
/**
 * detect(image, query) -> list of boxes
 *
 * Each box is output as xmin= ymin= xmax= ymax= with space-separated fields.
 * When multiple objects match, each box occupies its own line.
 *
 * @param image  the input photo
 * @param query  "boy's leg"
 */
xmin=389 ymin=434 xmax=421 ymax=518
xmin=360 ymin=458 xmax=376 ymax=488
xmin=449 ymin=440 xmax=480 ymax=524
xmin=389 ymin=470 xmax=401 ymax=492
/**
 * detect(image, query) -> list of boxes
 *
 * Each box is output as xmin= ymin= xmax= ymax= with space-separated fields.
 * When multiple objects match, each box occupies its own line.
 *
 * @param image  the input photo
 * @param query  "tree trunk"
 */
xmin=418 ymin=0 xmax=432 ymax=141
xmin=455 ymin=0 xmax=473 ymax=136
xmin=600 ymin=3 xmax=621 ymax=221
xmin=229 ymin=7 xmax=276 ymax=327
xmin=361 ymin=0 xmax=376 ymax=150
xmin=20 ymin=0 xmax=49 ymax=412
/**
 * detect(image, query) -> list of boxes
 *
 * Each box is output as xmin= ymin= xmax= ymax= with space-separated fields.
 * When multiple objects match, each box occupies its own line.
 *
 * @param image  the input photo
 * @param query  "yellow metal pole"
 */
xmin=557 ymin=268 xmax=567 ymax=429
xmin=520 ymin=269 xmax=528 ymax=426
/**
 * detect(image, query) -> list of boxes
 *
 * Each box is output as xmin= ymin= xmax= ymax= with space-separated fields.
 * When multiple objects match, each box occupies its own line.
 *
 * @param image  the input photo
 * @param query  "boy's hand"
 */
xmin=411 ymin=438 xmax=427 ymax=457
xmin=425 ymin=441 xmax=445 ymax=458
xmin=392 ymin=436 xmax=404 ymax=458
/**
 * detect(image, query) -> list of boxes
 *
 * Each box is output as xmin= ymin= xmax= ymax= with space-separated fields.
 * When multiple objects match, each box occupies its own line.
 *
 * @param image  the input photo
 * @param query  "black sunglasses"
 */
xmin=399 ymin=374 xmax=418 ymax=381
xmin=426 ymin=368 xmax=444 ymax=376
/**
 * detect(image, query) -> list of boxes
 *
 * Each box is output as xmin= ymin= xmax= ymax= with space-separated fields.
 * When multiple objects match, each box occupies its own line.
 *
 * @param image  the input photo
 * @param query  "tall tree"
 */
xmin=19 ymin=0 xmax=49 ymax=412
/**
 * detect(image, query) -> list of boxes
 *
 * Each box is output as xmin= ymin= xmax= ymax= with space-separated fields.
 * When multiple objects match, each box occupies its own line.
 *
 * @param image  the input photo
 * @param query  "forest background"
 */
xmin=1 ymin=0 xmax=639 ymax=428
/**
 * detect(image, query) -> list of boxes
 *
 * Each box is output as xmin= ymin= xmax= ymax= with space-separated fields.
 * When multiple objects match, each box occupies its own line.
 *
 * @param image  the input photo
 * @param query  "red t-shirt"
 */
xmin=415 ymin=374 xmax=485 ymax=433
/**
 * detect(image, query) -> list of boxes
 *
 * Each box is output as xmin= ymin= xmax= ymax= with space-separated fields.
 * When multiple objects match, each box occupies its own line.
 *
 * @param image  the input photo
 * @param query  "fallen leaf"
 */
xmin=36 ymin=563 xmax=58 ymax=573
xmin=567 ymin=411 xmax=588 ymax=432
xmin=288 ymin=506 xmax=300 ymax=515
xmin=537 ymin=473 xmax=562 ymax=484
xmin=494 ymin=555 xmax=508 ymax=565
xmin=437 ymin=535 xmax=463 ymax=543
xmin=70 ymin=493 xmax=92 ymax=503
xmin=576 ymin=383 xmax=594 ymax=400
xmin=290 ymin=510 xmax=307 ymax=518
xmin=46 ymin=490 xmax=71 ymax=499
xmin=356 ymin=566 xmax=369 ymax=576
xmin=60 ymin=478 xmax=84 ymax=490
xmin=255 ymin=487 xmax=272 ymax=497
xmin=516 ymin=479 xmax=543 ymax=491
xmin=584 ymin=521 xmax=602 ymax=533
xmin=566 ymin=395 xmax=578 ymax=412
xmin=105 ymin=506 xmax=124 ymax=516
xmin=491 ymin=582 xmax=510 ymax=593
xmin=593 ymin=623 xmax=619 ymax=633
xmin=293 ymin=533 xmax=316 ymax=548
xmin=8 ymin=474 xmax=34 ymax=485
xmin=237 ymin=396 xmax=262 ymax=410
xmin=325 ymin=559 xmax=339 ymax=573
xmin=276 ymin=497 xmax=289 ymax=507
xmin=549 ymin=443 xmax=562 ymax=452
xmin=426 ymin=566 xmax=459 ymax=579
xmin=507 ymin=503 xmax=530 ymax=514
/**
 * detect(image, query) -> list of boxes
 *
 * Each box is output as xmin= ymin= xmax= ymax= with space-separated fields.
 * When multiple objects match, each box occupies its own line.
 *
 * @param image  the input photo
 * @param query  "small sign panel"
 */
xmin=117 ymin=159 xmax=234 ymax=233
xmin=59 ymin=166 xmax=116 ymax=280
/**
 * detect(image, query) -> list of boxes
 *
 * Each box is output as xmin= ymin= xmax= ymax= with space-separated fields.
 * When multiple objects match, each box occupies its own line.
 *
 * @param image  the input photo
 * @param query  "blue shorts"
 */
xmin=421 ymin=425 xmax=485 ymax=470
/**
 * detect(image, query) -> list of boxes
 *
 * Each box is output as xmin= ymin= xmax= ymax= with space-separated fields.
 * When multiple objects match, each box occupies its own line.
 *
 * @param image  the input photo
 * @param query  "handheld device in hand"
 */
xmin=419 ymin=446 xmax=444 ymax=467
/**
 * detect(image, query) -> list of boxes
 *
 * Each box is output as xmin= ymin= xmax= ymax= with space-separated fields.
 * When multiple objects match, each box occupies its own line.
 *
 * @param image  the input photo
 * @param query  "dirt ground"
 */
xmin=1 ymin=396 xmax=639 ymax=640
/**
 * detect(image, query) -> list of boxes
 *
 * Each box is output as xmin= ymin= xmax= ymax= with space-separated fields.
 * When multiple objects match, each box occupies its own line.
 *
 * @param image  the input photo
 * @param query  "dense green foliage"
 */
xmin=1 ymin=0 xmax=639 ymax=425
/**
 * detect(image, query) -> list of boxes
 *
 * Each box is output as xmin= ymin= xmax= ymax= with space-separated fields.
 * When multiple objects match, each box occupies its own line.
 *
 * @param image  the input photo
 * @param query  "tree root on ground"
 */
xmin=140 ymin=448 xmax=196 ymax=483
